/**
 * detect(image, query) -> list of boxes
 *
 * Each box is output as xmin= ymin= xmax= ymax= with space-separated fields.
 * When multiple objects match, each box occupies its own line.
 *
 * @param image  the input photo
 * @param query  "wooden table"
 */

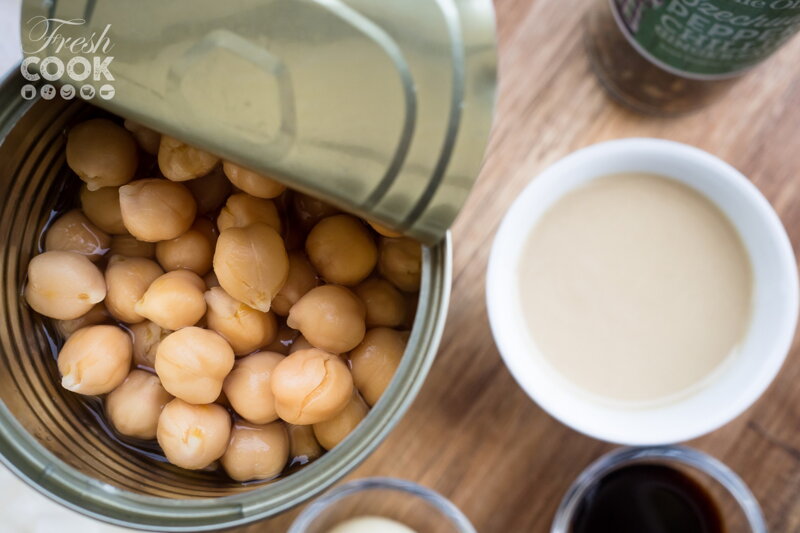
xmin=259 ymin=0 xmax=800 ymax=530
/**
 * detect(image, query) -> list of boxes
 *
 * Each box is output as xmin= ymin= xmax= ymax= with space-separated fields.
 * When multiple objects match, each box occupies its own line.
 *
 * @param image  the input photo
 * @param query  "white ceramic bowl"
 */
xmin=487 ymin=138 xmax=798 ymax=445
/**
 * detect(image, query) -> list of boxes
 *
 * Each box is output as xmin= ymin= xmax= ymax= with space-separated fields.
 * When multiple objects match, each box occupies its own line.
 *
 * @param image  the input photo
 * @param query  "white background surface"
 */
xmin=0 ymin=1 xmax=130 ymax=531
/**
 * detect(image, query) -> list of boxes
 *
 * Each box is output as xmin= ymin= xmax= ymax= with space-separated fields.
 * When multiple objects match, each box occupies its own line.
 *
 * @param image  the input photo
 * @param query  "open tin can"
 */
xmin=0 ymin=1 xmax=496 ymax=529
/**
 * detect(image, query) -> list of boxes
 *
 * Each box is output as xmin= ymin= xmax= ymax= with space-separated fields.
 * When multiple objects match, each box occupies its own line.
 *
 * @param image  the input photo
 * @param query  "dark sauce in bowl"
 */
xmin=571 ymin=464 xmax=724 ymax=533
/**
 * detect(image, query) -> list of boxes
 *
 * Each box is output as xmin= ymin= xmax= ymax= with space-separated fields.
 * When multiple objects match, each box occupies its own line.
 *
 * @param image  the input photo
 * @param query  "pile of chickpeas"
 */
xmin=24 ymin=116 xmax=421 ymax=482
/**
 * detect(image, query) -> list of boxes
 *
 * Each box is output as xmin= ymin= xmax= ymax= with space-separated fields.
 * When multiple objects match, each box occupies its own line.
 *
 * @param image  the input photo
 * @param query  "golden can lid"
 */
xmin=20 ymin=0 xmax=497 ymax=245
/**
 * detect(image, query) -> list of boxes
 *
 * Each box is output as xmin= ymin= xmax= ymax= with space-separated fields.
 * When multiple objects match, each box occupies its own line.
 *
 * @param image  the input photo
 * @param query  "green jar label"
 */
xmin=613 ymin=0 xmax=800 ymax=77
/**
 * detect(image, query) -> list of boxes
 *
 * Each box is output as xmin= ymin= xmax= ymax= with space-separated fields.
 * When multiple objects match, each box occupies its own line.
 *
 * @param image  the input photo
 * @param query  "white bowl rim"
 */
xmin=486 ymin=137 xmax=799 ymax=445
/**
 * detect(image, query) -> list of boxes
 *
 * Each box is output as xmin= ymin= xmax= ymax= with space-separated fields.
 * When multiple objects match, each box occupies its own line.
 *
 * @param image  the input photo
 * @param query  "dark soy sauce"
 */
xmin=571 ymin=464 xmax=724 ymax=533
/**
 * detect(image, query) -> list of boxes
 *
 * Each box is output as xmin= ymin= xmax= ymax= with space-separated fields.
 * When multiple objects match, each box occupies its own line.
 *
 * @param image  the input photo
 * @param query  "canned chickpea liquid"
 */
xmin=0 ymin=0 xmax=496 ymax=530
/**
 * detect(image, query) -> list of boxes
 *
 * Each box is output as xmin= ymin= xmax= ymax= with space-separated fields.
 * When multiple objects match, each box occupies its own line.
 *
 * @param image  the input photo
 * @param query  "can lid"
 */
xmin=21 ymin=0 xmax=497 ymax=245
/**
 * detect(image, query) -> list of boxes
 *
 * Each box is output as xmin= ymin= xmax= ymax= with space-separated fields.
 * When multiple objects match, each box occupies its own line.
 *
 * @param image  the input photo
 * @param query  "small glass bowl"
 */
xmin=551 ymin=446 xmax=766 ymax=533
xmin=288 ymin=477 xmax=476 ymax=533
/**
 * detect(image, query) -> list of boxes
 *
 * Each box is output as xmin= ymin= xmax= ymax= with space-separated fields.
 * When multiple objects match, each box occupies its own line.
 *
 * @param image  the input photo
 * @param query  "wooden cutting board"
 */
xmin=255 ymin=0 xmax=800 ymax=530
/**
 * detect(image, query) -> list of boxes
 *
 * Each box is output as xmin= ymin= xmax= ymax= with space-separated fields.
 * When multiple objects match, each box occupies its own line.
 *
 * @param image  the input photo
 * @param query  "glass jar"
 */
xmin=288 ymin=477 xmax=476 ymax=533
xmin=551 ymin=446 xmax=767 ymax=533
xmin=0 ymin=71 xmax=453 ymax=531
xmin=586 ymin=0 xmax=800 ymax=115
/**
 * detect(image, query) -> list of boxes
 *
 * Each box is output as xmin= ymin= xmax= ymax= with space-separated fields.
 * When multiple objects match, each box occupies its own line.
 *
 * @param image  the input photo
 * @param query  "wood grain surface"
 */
xmin=255 ymin=0 xmax=800 ymax=530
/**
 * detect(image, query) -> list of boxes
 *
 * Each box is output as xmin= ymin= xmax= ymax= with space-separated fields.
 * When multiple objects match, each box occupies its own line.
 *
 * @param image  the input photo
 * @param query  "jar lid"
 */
xmin=20 ymin=0 xmax=497 ymax=245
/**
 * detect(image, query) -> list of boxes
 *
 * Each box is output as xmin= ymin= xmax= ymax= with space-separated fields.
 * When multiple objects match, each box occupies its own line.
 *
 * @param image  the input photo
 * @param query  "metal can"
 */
xmin=0 ymin=71 xmax=453 ymax=529
xmin=1 ymin=0 xmax=495 ymax=529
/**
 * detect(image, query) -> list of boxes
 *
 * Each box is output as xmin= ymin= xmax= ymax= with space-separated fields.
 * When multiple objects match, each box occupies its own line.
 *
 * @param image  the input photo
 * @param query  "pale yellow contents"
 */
xmin=521 ymin=173 xmax=752 ymax=403
xmin=327 ymin=516 xmax=417 ymax=533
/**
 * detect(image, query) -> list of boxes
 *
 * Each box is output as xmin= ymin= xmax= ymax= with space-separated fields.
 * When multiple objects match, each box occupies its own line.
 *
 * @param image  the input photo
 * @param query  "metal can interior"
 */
xmin=0 ymin=71 xmax=452 ymax=531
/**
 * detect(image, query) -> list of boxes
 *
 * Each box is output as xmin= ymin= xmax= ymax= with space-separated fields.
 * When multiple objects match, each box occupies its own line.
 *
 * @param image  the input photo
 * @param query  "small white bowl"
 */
xmin=486 ymin=138 xmax=798 ymax=445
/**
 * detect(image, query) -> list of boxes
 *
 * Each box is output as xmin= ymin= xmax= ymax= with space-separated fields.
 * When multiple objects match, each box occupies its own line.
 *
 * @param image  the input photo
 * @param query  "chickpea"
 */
xmin=130 ymin=320 xmax=170 ymax=369
xmin=184 ymin=166 xmax=232 ymax=214
xmin=379 ymin=237 xmax=422 ymax=292
xmin=191 ymin=217 xmax=218 ymax=247
xmin=119 ymin=179 xmax=197 ymax=242
xmin=292 ymin=192 xmax=339 ymax=229
xmin=80 ymin=185 xmax=127 ymax=235
xmin=287 ymin=424 xmax=323 ymax=464
xmin=221 ymin=421 xmax=289 ymax=482
xmin=135 ymin=270 xmax=206 ymax=330
xmin=204 ymin=287 xmax=277 ymax=355
xmin=272 ymin=251 xmax=318 ymax=316
xmin=45 ymin=209 xmax=110 ymax=262
xmin=66 ymin=118 xmax=138 ymax=191
xmin=105 ymin=255 xmax=164 ymax=323
xmin=354 ymin=278 xmax=406 ymax=328
xmin=222 ymin=161 xmax=285 ymax=199
xmin=155 ymin=327 xmax=234 ymax=404
xmin=264 ymin=323 xmax=300 ymax=355
xmin=25 ymin=251 xmax=106 ymax=320
xmin=157 ymin=398 xmax=231 ymax=470
xmin=155 ymin=227 xmax=214 ymax=276
xmin=158 ymin=136 xmax=219 ymax=182
xmin=57 ymin=325 xmax=132 ymax=395
xmin=217 ymin=193 xmax=281 ymax=233
xmin=123 ymin=119 xmax=161 ymax=155
xmin=222 ymin=351 xmax=283 ymax=424
xmin=367 ymin=220 xmax=403 ymax=238
xmin=213 ymin=223 xmax=289 ymax=313
xmin=306 ymin=215 xmax=377 ymax=286
xmin=55 ymin=302 xmax=110 ymax=338
xmin=349 ymin=328 xmax=406 ymax=406
xmin=289 ymin=335 xmax=313 ymax=354
xmin=106 ymin=370 xmax=172 ymax=439
xmin=287 ymin=285 xmax=365 ymax=354
xmin=313 ymin=392 xmax=368 ymax=450
xmin=271 ymin=348 xmax=353 ymax=425
xmin=109 ymin=234 xmax=155 ymax=258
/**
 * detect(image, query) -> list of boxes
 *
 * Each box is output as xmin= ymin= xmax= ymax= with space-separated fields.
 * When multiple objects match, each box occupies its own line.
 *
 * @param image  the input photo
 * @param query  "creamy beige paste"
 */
xmin=328 ymin=516 xmax=417 ymax=533
xmin=520 ymin=173 xmax=752 ymax=404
